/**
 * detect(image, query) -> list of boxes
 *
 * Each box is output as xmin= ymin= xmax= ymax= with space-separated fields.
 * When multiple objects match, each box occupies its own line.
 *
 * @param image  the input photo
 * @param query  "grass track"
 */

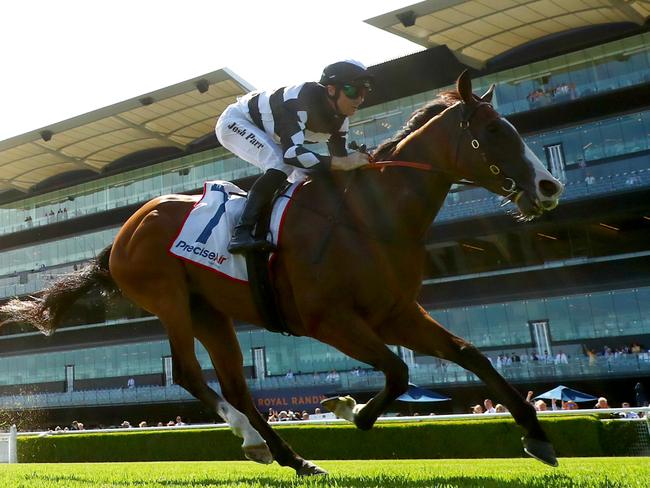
xmin=1 ymin=458 xmax=648 ymax=487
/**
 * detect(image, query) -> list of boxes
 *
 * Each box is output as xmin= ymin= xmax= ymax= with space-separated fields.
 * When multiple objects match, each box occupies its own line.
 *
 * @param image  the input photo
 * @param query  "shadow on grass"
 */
xmin=24 ymin=471 xmax=619 ymax=488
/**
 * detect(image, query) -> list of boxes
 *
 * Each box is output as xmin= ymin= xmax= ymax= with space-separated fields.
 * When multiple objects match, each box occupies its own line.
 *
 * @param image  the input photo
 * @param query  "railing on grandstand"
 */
xmin=1 ymin=354 xmax=649 ymax=410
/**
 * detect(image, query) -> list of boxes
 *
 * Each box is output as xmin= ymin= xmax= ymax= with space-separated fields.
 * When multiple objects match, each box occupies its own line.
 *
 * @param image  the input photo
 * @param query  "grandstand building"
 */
xmin=1 ymin=1 xmax=649 ymax=428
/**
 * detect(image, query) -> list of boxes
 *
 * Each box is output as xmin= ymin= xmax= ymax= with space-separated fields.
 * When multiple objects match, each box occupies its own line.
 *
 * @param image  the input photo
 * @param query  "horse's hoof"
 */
xmin=297 ymin=460 xmax=328 ymax=476
xmin=522 ymin=436 xmax=559 ymax=467
xmin=243 ymin=442 xmax=273 ymax=464
xmin=321 ymin=395 xmax=359 ymax=422
xmin=321 ymin=395 xmax=355 ymax=421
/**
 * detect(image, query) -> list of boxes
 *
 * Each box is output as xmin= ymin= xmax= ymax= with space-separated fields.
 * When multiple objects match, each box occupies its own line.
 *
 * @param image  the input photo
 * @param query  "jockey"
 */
xmin=215 ymin=59 xmax=374 ymax=254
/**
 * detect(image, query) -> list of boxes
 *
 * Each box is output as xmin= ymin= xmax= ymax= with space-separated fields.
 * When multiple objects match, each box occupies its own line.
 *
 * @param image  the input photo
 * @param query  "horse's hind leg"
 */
xmin=379 ymin=303 xmax=558 ymax=467
xmin=163 ymin=301 xmax=273 ymax=463
xmin=113 ymin=278 xmax=271 ymax=462
xmin=190 ymin=303 xmax=326 ymax=476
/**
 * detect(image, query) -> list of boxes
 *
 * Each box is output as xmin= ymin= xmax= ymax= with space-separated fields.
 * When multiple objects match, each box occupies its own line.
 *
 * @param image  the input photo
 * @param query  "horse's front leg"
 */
xmin=315 ymin=313 xmax=409 ymax=431
xmin=379 ymin=303 xmax=558 ymax=467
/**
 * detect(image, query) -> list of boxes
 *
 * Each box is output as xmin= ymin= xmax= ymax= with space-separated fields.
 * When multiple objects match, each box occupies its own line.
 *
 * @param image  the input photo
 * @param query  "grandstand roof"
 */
xmin=365 ymin=0 xmax=650 ymax=68
xmin=0 ymin=68 xmax=253 ymax=195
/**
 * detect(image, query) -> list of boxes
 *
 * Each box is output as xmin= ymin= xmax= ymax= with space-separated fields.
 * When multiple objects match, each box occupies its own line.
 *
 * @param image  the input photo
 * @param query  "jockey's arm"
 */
xmin=277 ymin=97 xmax=369 ymax=172
xmin=327 ymin=132 xmax=348 ymax=157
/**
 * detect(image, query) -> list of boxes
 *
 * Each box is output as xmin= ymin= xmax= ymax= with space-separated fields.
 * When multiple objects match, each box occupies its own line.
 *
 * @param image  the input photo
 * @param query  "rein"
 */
xmin=362 ymin=160 xmax=434 ymax=172
xmin=363 ymin=159 xmax=478 ymax=188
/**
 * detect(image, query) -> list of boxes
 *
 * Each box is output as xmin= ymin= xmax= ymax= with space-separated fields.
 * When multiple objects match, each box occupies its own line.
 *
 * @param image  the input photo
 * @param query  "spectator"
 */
xmin=325 ymin=369 xmax=340 ymax=383
xmin=285 ymin=370 xmax=294 ymax=380
xmin=157 ymin=422 xmax=164 ymax=427
xmin=586 ymin=348 xmax=597 ymax=366
xmin=175 ymin=416 xmax=186 ymax=426
xmin=495 ymin=404 xmax=508 ymax=413
xmin=525 ymin=390 xmax=535 ymax=405
xmin=594 ymin=397 xmax=609 ymax=409
xmin=563 ymin=400 xmax=579 ymax=410
xmin=301 ymin=410 xmax=310 ymax=420
xmin=167 ymin=420 xmax=176 ymax=427
xmin=621 ymin=402 xmax=639 ymax=419
xmin=139 ymin=421 xmax=148 ymax=428
xmin=555 ymin=350 xmax=568 ymax=364
xmin=483 ymin=399 xmax=496 ymax=413
xmin=278 ymin=410 xmax=289 ymax=421
xmin=120 ymin=420 xmax=132 ymax=428
xmin=127 ymin=377 xmax=136 ymax=388
xmin=471 ymin=404 xmax=484 ymax=414
xmin=534 ymin=400 xmax=548 ymax=411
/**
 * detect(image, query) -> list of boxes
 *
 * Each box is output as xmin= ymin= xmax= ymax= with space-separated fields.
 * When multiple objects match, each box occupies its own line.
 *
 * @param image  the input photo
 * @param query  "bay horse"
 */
xmin=1 ymin=71 xmax=563 ymax=474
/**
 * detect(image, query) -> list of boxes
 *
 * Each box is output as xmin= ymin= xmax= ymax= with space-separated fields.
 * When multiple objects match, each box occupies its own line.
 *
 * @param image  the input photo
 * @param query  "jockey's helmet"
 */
xmin=320 ymin=60 xmax=374 ymax=88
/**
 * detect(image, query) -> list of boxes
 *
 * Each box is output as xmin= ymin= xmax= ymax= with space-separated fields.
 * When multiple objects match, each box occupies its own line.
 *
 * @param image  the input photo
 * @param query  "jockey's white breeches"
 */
xmin=216 ymin=103 xmax=298 ymax=178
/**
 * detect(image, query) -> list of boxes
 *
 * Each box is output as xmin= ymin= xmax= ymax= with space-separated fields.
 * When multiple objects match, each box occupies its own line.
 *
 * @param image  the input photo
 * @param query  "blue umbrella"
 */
xmin=534 ymin=385 xmax=597 ymax=403
xmin=397 ymin=383 xmax=450 ymax=402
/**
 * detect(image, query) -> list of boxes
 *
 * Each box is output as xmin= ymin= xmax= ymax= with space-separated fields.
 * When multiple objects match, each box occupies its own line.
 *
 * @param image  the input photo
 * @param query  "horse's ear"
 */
xmin=457 ymin=70 xmax=473 ymax=104
xmin=480 ymin=84 xmax=496 ymax=103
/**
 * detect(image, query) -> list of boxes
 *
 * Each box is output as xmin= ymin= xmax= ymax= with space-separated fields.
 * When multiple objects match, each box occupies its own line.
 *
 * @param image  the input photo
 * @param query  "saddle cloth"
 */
xmin=168 ymin=180 xmax=301 ymax=282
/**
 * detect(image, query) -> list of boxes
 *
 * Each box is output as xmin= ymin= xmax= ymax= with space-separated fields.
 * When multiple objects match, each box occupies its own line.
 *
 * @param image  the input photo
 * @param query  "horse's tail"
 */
xmin=0 ymin=244 xmax=119 ymax=335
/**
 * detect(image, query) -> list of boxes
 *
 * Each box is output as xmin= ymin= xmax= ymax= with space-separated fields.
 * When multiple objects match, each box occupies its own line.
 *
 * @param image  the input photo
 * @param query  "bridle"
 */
xmin=364 ymin=101 xmax=519 ymax=201
xmin=455 ymin=101 xmax=518 ymax=197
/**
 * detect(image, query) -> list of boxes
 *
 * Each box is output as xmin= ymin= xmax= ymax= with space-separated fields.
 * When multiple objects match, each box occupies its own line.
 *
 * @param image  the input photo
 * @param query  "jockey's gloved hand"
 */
xmin=348 ymin=141 xmax=368 ymax=153
xmin=331 ymin=151 xmax=370 ymax=171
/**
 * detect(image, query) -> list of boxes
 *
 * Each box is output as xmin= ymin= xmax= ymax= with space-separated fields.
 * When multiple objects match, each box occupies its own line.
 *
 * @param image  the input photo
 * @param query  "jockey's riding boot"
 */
xmin=228 ymin=169 xmax=287 ymax=255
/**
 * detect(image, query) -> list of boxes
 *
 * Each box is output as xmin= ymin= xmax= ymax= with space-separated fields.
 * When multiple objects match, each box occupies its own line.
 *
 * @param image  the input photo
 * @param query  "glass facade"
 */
xmin=0 ymin=228 xmax=118 ymax=277
xmin=432 ymin=287 xmax=649 ymax=348
xmin=0 ymin=148 xmax=260 ymax=234
xmin=1 ymin=286 xmax=647 ymax=388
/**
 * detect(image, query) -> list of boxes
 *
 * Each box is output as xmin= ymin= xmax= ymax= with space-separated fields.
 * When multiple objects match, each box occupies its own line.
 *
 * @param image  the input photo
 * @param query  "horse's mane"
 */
xmin=372 ymin=90 xmax=461 ymax=161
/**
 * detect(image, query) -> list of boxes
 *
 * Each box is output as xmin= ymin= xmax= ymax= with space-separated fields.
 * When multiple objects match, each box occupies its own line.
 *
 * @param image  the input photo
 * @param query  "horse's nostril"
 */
xmin=539 ymin=179 xmax=561 ymax=197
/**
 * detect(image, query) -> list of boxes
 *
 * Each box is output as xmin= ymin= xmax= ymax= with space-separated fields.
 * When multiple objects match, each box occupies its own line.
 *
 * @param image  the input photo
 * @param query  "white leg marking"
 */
xmin=321 ymin=395 xmax=365 ymax=423
xmin=217 ymin=400 xmax=265 ymax=447
xmin=217 ymin=400 xmax=273 ymax=464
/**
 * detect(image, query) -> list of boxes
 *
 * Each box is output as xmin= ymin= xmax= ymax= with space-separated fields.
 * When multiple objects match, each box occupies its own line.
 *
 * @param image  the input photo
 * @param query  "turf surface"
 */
xmin=0 ymin=458 xmax=648 ymax=487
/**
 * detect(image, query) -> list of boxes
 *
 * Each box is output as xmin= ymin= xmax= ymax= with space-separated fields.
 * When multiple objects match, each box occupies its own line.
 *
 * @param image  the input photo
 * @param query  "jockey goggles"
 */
xmin=341 ymin=81 xmax=371 ymax=99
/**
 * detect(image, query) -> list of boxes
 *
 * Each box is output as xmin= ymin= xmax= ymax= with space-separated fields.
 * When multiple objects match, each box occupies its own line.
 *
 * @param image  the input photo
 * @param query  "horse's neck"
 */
xmin=349 ymin=167 xmax=451 ymax=243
